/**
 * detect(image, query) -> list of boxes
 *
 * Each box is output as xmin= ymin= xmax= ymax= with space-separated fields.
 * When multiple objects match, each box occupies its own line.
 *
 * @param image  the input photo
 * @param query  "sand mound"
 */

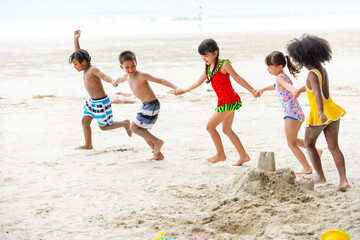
xmin=198 ymin=169 xmax=317 ymax=238
xmin=224 ymin=168 xmax=314 ymax=203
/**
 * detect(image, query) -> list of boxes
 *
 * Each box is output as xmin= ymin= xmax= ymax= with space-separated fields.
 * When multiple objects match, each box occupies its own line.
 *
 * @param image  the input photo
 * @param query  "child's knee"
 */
xmin=82 ymin=116 xmax=92 ymax=126
xmin=99 ymin=125 xmax=108 ymax=131
xmin=327 ymin=143 xmax=340 ymax=154
xmin=206 ymin=124 xmax=214 ymax=132
xmin=222 ymin=127 xmax=233 ymax=136
xmin=287 ymin=139 xmax=298 ymax=148
xmin=304 ymin=139 xmax=316 ymax=149
xmin=130 ymin=123 xmax=139 ymax=132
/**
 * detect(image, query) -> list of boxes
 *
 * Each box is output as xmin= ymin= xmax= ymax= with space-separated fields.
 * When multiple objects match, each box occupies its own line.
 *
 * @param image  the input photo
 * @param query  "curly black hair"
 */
xmin=286 ymin=35 xmax=332 ymax=68
xmin=69 ymin=49 xmax=91 ymax=64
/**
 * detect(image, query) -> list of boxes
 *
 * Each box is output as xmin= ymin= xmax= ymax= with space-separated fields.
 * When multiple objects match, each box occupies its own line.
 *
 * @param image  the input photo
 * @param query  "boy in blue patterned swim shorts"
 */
xmin=69 ymin=30 xmax=132 ymax=149
xmin=113 ymin=51 xmax=180 ymax=160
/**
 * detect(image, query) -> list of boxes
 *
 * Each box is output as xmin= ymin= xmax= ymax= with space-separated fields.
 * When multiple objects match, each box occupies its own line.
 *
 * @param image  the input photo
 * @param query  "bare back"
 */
xmin=307 ymin=66 xmax=330 ymax=100
xmin=318 ymin=67 xmax=330 ymax=100
xmin=83 ymin=66 xmax=107 ymax=99
xmin=126 ymin=71 xmax=156 ymax=102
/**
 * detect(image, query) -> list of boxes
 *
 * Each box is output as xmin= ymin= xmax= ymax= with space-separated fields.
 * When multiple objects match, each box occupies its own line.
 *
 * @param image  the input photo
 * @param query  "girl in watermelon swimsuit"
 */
xmin=176 ymin=39 xmax=257 ymax=165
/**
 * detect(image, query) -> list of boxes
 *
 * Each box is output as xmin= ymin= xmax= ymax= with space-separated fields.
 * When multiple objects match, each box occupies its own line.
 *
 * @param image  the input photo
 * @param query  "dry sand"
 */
xmin=0 ymin=29 xmax=359 ymax=239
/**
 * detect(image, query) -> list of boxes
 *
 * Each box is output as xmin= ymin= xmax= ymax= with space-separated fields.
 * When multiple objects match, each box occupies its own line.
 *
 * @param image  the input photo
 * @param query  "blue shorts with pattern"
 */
xmin=84 ymin=95 xmax=113 ymax=126
xmin=133 ymin=99 xmax=160 ymax=129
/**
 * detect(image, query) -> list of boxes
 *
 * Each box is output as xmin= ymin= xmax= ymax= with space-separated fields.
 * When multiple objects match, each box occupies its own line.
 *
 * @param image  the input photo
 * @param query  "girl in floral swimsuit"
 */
xmin=255 ymin=51 xmax=322 ymax=174
xmin=176 ymin=39 xmax=257 ymax=165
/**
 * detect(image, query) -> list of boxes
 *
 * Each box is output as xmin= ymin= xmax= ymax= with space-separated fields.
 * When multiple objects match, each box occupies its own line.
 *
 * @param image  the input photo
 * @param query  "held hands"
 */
xmin=112 ymin=78 xmax=119 ymax=87
xmin=252 ymin=89 xmax=262 ymax=98
xmin=167 ymin=88 xmax=184 ymax=95
xmin=294 ymin=88 xmax=301 ymax=99
xmin=74 ymin=30 xmax=81 ymax=39
xmin=318 ymin=111 xmax=327 ymax=124
xmin=175 ymin=88 xmax=185 ymax=96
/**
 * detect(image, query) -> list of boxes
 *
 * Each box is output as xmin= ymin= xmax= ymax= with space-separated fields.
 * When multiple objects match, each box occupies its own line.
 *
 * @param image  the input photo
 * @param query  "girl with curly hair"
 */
xmin=287 ymin=35 xmax=350 ymax=191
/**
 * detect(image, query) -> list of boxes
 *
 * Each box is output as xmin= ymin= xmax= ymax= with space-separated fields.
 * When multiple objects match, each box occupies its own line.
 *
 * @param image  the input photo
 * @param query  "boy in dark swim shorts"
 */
xmin=113 ymin=51 xmax=180 ymax=160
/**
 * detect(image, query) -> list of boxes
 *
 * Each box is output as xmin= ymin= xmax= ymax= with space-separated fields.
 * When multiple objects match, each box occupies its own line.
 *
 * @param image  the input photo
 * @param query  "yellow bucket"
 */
xmin=321 ymin=229 xmax=350 ymax=240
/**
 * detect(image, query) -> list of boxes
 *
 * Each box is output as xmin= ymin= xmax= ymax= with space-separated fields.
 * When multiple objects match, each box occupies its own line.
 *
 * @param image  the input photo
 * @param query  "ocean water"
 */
xmin=0 ymin=0 xmax=359 ymax=100
xmin=0 ymin=0 xmax=360 ymax=39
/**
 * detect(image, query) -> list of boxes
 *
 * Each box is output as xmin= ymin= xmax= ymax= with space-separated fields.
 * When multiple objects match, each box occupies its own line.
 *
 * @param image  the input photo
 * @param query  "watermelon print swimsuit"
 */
xmin=209 ymin=59 xmax=242 ymax=113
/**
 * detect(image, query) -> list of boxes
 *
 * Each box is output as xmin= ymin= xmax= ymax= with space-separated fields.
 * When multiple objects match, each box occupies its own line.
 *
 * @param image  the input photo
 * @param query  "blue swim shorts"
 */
xmin=83 ymin=95 xmax=113 ymax=126
xmin=133 ymin=99 xmax=160 ymax=129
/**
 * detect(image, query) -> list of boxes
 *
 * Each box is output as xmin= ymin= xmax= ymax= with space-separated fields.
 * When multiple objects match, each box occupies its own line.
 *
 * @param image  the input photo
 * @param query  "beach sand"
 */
xmin=0 ymin=29 xmax=359 ymax=239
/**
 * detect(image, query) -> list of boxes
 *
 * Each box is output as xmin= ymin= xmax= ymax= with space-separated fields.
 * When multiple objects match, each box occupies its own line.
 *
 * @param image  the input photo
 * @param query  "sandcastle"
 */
xmin=258 ymin=151 xmax=276 ymax=171
xmin=257 ymin=151 xmax=314 ymax=191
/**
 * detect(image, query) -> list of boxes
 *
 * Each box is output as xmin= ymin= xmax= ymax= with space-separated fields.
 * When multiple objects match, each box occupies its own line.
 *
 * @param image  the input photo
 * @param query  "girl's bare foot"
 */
xmin=295 ymin=168 xmax=312 ymax=175
xmin=207 ymin=154 xmax=226 ymax=163
xmin=313 ymin=175 xmax=327 ymax=184
xmin=124 ymin=120 xmax=132 ymax=137
xmin=76 ymin=145 xmax=93 ymax=150
xmin=336 ymin=182 xmax=350 ymax=192
xmin=232 ymin=154 xmax=250 ymax=166
xmin=149 ymin=152 xmax=165 ymax=161
xmin=153 ymin=139 xmax=164 ymax=155
xmin=317 ymin=149 xmax=323 ymax=157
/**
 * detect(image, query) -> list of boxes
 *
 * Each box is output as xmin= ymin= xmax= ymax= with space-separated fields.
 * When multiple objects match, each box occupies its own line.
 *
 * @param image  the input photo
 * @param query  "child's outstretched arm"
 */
xmin=255 ymin=84 xmax=275 ymax=97
xmin=74 ymin=30 xmax=81 ymax=51
xmin=308 ymin=72 xmax=327 ymax=123
xmin=276 ymin=75 xmax=297 ymax=93
xmin=113 ymin=76 xmax=127 ymax=87
xmin=91 ymin=67 xmax=115 ymax=85
xmin=294 ymin=86 xmax=305 ymax=98
xmin=222 ymin=61 xmax=255 ymax=95
xmin=145 ymin=73 xmax=180 ymax=92
xmin=177 ymin=72 xmax=207 ymax=95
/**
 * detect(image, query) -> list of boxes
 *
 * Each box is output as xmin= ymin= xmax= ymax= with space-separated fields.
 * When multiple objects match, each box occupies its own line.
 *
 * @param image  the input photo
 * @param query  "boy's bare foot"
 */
xmin=313 ymin=175 xmax=327 ymax=184
xmin=153 ymin=139 xmax=164 ymax=155
xmin=295 ymin=168 xmax=312 ymax=175
xmin=232 ymin=154 xmax=250 ymax=166
xmin=336 ymin=182 xmax=350 ymax=192
xmin=149 ymin=152 xmax=165 ymax=161
xmin=124 ymin=120 xmax=132 ymax=137
xmin=76 ymin=145 xmax=93 ymax=150
xmin=207 ymin=154 xmax=226 ymax=163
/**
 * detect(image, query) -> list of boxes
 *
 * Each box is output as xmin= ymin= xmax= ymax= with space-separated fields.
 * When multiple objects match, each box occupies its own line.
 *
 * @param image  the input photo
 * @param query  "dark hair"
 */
xmin=69 ymin=49 xmax=91 ymax=64
xmin=119 ymin=50 xmax=137 ymax=64
xmin=198 ymin=39 xmax=219 ymax=83
xmin=265 ymin=51 xmax=300 ymax=78
xmin=287 ymin=34 xmax=332 ymax=69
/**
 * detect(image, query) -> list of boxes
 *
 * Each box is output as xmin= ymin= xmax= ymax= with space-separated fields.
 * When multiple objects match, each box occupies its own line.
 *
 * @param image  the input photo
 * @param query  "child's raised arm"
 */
xmin=74 ymin=30 xmax=81 ymax=51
